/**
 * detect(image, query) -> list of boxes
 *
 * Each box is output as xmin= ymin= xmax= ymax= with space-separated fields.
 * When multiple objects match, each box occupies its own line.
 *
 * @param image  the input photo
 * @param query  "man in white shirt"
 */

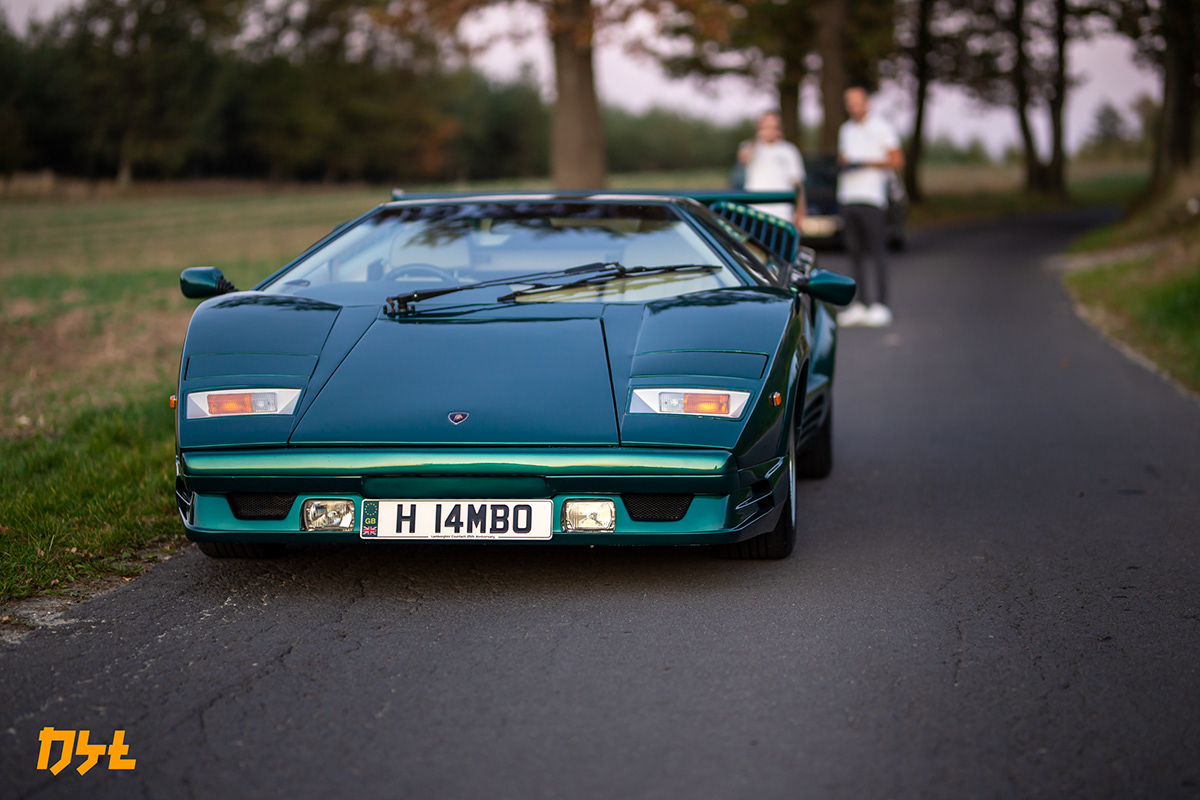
xmin=738 ymin=111 xmax=806 ymax=228
xmin=836 ymin=87 xmax=903 ymax=327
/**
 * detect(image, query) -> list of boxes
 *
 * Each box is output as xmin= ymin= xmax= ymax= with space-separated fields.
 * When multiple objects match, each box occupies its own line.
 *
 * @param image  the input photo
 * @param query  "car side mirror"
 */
xmin=793 ymin=268 xmax=856 ymax=307
xmin=180 ymin=267 xmax=237 ymax=299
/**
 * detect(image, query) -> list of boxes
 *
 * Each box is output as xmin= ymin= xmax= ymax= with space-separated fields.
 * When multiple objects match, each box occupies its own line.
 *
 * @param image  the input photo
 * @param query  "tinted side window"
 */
xmin=687 ymin=208 xmax=775 ymax=286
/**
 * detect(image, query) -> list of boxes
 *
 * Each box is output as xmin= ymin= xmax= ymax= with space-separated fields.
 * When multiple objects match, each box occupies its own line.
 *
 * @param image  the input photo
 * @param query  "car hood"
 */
xmin=289 ymin=314 xmax=619 ymax=446
xmin=179 ymin=289 xmax=795 ymax=452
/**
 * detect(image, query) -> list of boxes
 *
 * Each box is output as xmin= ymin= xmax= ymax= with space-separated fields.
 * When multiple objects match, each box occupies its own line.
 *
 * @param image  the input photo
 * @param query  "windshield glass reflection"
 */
xmin=262 ymin=202 xmax=738 ymax=305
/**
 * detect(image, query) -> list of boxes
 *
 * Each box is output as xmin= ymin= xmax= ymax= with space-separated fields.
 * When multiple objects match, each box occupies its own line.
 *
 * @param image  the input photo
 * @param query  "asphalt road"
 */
xmin=3 ymin=210 xmax=1199 ymax=800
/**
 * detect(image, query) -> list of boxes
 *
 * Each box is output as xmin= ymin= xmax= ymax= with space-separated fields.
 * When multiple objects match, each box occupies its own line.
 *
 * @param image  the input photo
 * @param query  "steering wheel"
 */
xmin=382 ymin=262 xmax=457 ymax=283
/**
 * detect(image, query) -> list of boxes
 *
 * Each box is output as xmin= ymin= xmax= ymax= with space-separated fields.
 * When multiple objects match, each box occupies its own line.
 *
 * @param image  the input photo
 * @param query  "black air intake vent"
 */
xmin=175 ymin=476 xmax=193 ymax=521
xmin=227 ymin=493 xmax=296 ymax=521
xmin=622 ymin=493 xmax=693 ymax=522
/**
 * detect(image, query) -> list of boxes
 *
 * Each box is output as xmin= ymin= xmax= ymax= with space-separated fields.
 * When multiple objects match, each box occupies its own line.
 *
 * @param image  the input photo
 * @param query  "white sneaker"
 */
xmin=838 ymin=302 xmax=868 ymax=327
xmin=863 ymin=303 xmax=893 ymax=327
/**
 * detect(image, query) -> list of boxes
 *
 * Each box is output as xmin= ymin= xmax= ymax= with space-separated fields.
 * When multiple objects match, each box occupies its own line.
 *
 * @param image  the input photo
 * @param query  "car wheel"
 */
xmin=717 ymin=424 xmax=796 ymax=560
xmin=795 ymin=404 xmax=833 ymax=479
xmin=196 ymin=541 xmax=286 ymax=559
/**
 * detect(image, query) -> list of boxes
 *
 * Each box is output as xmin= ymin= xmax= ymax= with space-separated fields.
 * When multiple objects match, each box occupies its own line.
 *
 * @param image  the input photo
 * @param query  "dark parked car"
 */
xmin=799 ymin=154 xmax=907 ymax=251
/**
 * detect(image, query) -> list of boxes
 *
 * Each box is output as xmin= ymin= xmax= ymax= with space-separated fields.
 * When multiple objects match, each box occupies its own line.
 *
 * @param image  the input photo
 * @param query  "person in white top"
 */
xmin=836 ymin=87 xmax=903 ymax=328
xmin=737 ymin=111 xmax=807 ymax=228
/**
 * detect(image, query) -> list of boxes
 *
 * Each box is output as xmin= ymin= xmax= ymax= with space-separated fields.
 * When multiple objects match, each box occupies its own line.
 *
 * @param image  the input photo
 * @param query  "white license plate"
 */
xmin=360 ymin=500 xmax=553 ymax=540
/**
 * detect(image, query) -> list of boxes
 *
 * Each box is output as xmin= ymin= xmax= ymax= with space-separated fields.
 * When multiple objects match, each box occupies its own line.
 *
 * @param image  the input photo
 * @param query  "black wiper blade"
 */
xmin=383 ymin=261 xmax=617 ymax=315
xmin=495 ymin=264 xmax=720 ymax=302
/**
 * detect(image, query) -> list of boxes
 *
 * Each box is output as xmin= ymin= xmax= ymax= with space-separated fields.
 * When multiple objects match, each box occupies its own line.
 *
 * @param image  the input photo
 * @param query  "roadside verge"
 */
xmin=1050 ymin=193 xmax=1200 ymax=401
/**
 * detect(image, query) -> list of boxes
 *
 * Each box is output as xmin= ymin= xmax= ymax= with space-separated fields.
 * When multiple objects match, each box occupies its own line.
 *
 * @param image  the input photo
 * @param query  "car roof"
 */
xmin=385 ymin=189 xmax=796 ymax=206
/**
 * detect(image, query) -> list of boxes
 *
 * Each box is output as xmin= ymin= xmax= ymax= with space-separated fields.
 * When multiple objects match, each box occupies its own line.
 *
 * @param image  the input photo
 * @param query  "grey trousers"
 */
xmin=842 ymin=203 xmax=888 ymax=306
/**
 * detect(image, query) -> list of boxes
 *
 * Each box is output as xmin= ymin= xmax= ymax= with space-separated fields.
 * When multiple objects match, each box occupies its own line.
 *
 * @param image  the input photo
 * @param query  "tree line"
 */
xmin=0 ymin=1 xmax=754 ymax=187
xmin=1 ymin=0 xmax=1196 ymax=200
xmin=661 ymin=0 xmax=1196 ymax=200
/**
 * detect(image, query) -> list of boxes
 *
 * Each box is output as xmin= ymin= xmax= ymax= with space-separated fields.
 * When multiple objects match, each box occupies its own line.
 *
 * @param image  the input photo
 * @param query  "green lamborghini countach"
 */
xmin=174 ymin=191 xmax=855 ymax=560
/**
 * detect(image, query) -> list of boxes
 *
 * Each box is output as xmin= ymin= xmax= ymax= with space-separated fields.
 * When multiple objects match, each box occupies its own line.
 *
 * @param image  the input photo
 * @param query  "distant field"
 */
xmin=0 ymin=161 xmax=1150 ymax=602
xmin=910 ymin=161 xmax=1150 ymax=228
xmin=918 ymin=160 xmax=1148 ymax=196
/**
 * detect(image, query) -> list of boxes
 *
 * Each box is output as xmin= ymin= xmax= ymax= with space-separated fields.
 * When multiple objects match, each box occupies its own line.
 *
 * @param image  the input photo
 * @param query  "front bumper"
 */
xmin=177 ymin=447 xmax=791 ymax=546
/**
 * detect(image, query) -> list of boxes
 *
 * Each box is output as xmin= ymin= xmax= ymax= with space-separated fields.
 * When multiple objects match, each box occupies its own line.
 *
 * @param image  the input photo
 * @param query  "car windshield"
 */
xmin=261 ymin=201 xmax=739 ymax=306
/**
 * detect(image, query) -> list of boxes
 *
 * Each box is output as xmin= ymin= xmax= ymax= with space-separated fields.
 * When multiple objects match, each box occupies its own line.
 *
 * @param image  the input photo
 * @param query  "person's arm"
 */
xmin=869 ymin=123 xmax=904 ymax=170
xmin=792 ymin=150 xmax=806 ymax=228
xmin=858 ymin=148 xmax=903 ymax=170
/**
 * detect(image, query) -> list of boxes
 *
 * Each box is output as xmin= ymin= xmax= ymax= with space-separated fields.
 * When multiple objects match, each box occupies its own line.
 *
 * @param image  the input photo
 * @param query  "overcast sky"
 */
xmin=3 ymin=0 xmax=1160 ymax=157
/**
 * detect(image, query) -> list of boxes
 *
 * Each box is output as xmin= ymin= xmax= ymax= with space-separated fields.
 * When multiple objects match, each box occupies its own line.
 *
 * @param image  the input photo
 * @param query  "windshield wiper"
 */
xmin=494 ymin=264 xmax=719 ymax=302
xmin=383 ymin=261 xmax=616 ymax=315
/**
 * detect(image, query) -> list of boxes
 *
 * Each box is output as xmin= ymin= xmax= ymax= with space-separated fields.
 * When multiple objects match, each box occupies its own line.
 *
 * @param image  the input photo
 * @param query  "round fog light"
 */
xmin=302 ymin=499 xmax=356 ymax=531
xmin=561 ymin=500 xmax=615 ymax=533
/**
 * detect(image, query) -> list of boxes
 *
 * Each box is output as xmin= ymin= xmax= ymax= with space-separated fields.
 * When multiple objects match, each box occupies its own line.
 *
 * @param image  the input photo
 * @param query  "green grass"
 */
xmin=1059 ymin=167 xmax=1200 ymax=395
xmin=1065 ymin=253 xmax=1200 ymax=394
xmin=1067 ymin=201 xmax=1200 ymax=255
xmin=1070 ymin=171 xmax=1152 ymax=206
xmin=0 ymin=395 xmax=182 ymax=601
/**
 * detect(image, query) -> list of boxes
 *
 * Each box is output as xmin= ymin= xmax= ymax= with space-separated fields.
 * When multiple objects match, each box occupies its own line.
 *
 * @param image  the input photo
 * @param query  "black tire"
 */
xmin=717 ymin=426 xmax=796 ymax=560
xmin=795 ymin=405 xmax=833 ymax=479
xmin=196 ymin=541 xmax=286 ymax=559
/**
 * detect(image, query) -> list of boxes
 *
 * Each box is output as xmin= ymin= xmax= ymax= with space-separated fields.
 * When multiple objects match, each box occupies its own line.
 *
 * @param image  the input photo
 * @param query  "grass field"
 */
xmin=1062 ymin=171 xmax=1200 ymax=397
xmin=0 ymin=162 xmax=1152 ymax=603
xmin=1066 ymin=251 xmax=1200 ymax=394
xmin=909 ymin=161 xmax=1150 ymax=228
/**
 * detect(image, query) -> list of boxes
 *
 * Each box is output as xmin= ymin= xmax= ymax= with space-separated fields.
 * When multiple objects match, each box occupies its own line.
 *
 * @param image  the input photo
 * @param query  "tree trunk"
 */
xmin=904 ymin=0 xmax=934 ymax=203
xmin=549 ymin=0 xmax=607 ymax=189
xmin=814 ymin=0 xmax=848 ymax=152
xmin=778 ymin=51 xmax=805 ymax=147
xmin=1046 ymin=0 xmax=1068 ymax=198
xmin=1152 ymin=0 xmax=1195 ymax=193
xmin=116 ymin=128 xmax=134 ymax=189
xmin=1010 ymin=0 xmax=1047 ymax=194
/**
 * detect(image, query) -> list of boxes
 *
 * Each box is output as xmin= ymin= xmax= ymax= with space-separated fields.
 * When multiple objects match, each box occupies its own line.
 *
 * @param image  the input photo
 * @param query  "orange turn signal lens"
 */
xmin=208 ymin=393 xmax=253 ymax=415
xmin=681 ymin=393 xmax=730 ymax=415
xmin=634 ymin=388 xmax=750 ymax=418
xmin=186 ymin=389 xmax=295 ymax=419
xmin=169 ymin=395 xmax=177 ymax=409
